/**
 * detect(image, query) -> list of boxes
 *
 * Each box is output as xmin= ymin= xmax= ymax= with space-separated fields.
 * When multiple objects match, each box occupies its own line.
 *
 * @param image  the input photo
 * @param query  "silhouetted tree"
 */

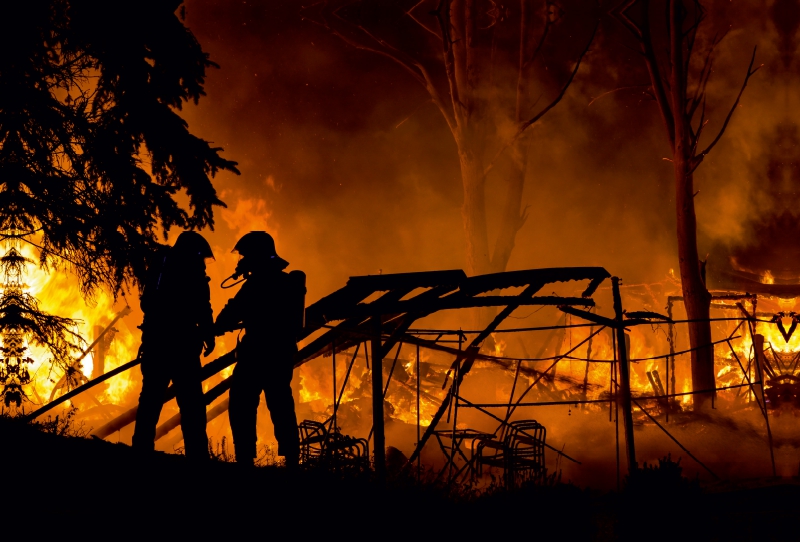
xmin=0 ymin=0 xmax=239 ymax=297
xmin=615 ymin=0 xmax=758 ymax=405
xmin=307 ymin=1 xmax=596 ymax=278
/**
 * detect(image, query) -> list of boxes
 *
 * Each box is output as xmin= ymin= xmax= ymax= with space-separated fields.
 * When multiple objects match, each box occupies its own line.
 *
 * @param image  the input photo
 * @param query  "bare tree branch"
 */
xmin=304 ymin=0 xmax=458 ymax=132
xmin=529 ymin=4 xmax=554 ymax=68
xmin=627 ymin=0 xmax=676 ymax=149
xmin=432 ymin=0 xmax=466 ymax=123
xmin=687 ymin=28 xmax=727 ymax=121
xmin=694 ymin=46 xmax=760 ymax=165
xmin=451 ymin=0 xmax=474 ymax=118
xmin=516 ymin=19 xmax=598 ymax=135
xmin=406 ymin=0 xmax=442 ymax=39
xmin=306 ymin=0 xmax=600 ymax=278
xmin=613 ymin=0 xmax=643 ymax=39
xmin=682 ymin=0 xmax=706 ymax=76
xmin=587 ymin=84 xmax=651 ymax=107
xmin=686 ymin=47 xmax=713 ymax=121
xmin=691 ymin=97 xmax=707 ymax=156
xmin=483 ymin=15 xmax=599 ymax=177
xmin=517 ymin=0 xmax=554 ymax=121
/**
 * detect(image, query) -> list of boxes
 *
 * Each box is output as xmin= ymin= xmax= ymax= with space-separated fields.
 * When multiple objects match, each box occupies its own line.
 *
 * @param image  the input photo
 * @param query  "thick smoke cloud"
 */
xmin=177 ymin=0 xmax=794 ymax=299
xmin=180 ymin=0 xmax=461 ymax=310
xmin=160 ymin=0 xmax=800 ymax=484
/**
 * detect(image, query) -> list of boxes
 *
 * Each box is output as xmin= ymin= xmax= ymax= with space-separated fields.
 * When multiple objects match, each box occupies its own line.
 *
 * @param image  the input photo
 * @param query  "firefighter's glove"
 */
xmin=203 ymin=336 xmax=215 ymax=357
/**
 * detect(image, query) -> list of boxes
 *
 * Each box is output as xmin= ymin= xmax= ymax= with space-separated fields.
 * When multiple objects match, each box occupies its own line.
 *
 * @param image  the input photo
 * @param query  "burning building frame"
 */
xmin=6 ymin=0 xmax=800 ymax=514
xmin=21 ymin=261 xmax=797 ymax=486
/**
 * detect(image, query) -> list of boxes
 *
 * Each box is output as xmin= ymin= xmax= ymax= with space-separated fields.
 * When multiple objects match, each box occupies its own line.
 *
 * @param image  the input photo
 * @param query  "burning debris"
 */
xmin=11 ymin=259 xmax=800 ymax=489
xmin=0 ymin=236 xmax=139 ymax=421
xmin=0 ymin=1 xmax=791 ymax=493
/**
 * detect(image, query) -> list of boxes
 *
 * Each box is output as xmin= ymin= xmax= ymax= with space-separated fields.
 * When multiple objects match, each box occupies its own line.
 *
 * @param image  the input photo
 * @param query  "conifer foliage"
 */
xmin=0 ymin=0 xmax=239 ymax=297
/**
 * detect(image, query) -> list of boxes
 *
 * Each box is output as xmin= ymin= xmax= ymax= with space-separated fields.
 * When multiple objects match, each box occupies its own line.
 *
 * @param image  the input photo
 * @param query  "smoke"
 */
xmin=695 ymin=0 xmax=800 ymax=276
xmin=108 ymin=0 xmax=800 ymax=483
xmin=174 ymin=1 xmax=797 ymax=294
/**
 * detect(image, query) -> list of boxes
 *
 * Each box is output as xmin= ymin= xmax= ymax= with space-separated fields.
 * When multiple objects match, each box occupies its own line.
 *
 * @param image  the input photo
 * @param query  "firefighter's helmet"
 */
xmin=233 ymin=231 xmax=288 ymax=269
xmin=173 ymin=231 xmax=214 ymax=259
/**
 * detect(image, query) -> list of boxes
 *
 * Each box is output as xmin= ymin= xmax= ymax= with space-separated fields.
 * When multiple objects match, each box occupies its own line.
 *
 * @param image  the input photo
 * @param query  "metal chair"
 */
xmin=432 ymin=428 xmax=495 ymax=483
xmin=298 ymin=419 xmax=328 ymax=463
xmin=474 ymin=419 xmax=547 ymax=488
xmin=298 ymin=419 xmax=368 ymax=468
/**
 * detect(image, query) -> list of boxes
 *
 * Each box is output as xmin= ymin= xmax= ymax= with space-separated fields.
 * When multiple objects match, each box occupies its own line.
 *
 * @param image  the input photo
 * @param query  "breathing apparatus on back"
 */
xmin=220 ymin=231 xmax=306 ymax=335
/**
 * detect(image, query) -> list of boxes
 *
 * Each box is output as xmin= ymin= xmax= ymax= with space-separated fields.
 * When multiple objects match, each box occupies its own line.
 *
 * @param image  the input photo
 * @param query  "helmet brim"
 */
xmin=232 ymin=250 xmax=289 ymax=270
xmin=270 ymin=255 xmax=290 ymax=270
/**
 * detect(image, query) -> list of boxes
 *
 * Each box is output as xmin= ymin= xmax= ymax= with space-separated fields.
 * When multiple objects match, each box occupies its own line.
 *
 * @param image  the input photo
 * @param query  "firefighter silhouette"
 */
xmin=132 ymin=231 xmax=215 ymax=459
xmin=215 ymin=231 xmax=305 ymax=466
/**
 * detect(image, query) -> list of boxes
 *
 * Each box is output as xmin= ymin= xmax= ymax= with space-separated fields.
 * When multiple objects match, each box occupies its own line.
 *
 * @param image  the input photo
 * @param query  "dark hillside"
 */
xmin=4 ymin=417 xmax=799 ymax=540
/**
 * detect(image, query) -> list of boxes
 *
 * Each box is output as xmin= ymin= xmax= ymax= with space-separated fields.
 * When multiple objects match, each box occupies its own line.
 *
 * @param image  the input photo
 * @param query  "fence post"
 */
xmin=371 ymin=315 xmax=386 ymax=480
xmin=332 ymin=338 xmax=337 ymax=432
xmin=612 ymin=277 xmax=637 ymax=473
xmin=754 ymin=333 xmax=777 ymax=477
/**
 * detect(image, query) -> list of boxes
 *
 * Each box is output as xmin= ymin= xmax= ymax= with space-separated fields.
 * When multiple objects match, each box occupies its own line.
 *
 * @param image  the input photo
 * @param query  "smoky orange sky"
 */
xmin=33 ymin=1 xmax=800 ymax=484
xmin=170 ymin=0 xmax=799 ymax=311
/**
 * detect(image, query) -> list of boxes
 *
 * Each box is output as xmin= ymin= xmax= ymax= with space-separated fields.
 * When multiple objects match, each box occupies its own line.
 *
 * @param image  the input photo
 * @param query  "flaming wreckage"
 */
xmin=21 ymin=265 xmax=795 ymax=483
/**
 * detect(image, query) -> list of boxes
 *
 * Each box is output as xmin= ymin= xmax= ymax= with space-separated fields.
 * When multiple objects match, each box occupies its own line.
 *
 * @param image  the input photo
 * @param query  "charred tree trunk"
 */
xmin=674 ymin=157 xmax=714 ymax=405
xmin=491 ymin=138 xmax=531 ymax=274
xmin=669 ymin=1 xmax=714 ymax=406
xmin=459 ymin=141 xmax=497 ymax=329
xmin=617 ymin=0 xmax=758 ymax=407
xmin=313 ymin=0 xmax=596 ymax=291
xmin=459 ymin=145 xmax=492 ymax=277
xmin=460 ymin=135 xmax=530 ymax=334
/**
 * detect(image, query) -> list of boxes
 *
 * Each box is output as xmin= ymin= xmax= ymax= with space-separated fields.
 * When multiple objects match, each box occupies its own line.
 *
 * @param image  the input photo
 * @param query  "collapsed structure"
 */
xmin=24 ymin=265 xmax=792 ymax=485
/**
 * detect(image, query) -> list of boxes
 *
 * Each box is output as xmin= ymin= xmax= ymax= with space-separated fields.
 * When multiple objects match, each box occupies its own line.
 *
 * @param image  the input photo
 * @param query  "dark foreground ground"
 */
xmin=3 ymin=417 xmax=798 ymax=540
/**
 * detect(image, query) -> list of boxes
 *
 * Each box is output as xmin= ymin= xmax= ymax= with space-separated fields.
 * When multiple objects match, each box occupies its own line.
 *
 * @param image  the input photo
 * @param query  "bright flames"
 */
xmin=11 ymin=242 xmax=140 ymax=416
xmin=11 ymin=231 xmax=800 ymax=467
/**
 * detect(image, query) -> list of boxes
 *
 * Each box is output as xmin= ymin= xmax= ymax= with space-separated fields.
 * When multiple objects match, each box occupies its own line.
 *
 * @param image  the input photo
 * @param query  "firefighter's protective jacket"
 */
xmin=215 ymin=268 xmax=305 ymax=344
xmin=139 ymin=250 xmax=214 ymax=346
